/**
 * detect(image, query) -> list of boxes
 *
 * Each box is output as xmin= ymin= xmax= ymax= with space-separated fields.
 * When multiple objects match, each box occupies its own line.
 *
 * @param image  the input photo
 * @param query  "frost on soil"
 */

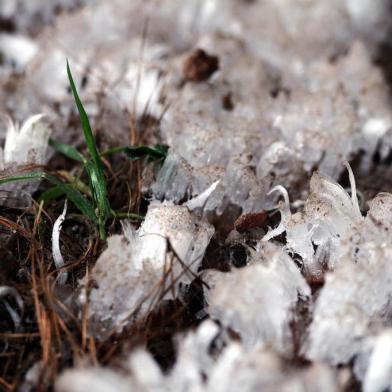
xmin=84 ymin=201 xmax=214 ymax=339
xmin=203 ymin=243 xmax=310 ymax=354
xmin=2 ymin=0 xmax=392 ymax=391
xmin=304 ymin=191 xmax=392 ymax=366
xmin=262 ymin=163 xmax=363 ymax=280
xmin=56 ymin=320 xmax=341 ymax=392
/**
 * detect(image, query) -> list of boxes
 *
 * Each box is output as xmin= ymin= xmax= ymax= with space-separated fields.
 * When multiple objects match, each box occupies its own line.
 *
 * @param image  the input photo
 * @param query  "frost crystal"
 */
xmin=1 ymin=114 xmax=50 ymax=167
xmin=153 ymin=151 xmax=267 ymax=219
xmin=52 ymin=201 xmax=68 ymax=286
xmin=0 ymin=114 xmax=51 ymax=206
xmin=0 ymin=33 xmax=38 ymax=70
xmin=263 ymin=163 xmax=363 ymax=279
xmin=362 ymin=330 xmax=392 ymax=392
xmin=304 ymin=191 xmax=392 ymax=366
xmin=56 ymin=320 xmax=339 ymax=392
xmin=85 ymin=201 xmax=214 ymax=338
xmin=4 ymin=0 xmax=392 ymax=390
xmin=204 ymin=243 xmax=310 ymax=354
xmin=56 ymin=368 xmax=133 ymax=392
xmin=168 ymin=320 xmax=220 ymax=390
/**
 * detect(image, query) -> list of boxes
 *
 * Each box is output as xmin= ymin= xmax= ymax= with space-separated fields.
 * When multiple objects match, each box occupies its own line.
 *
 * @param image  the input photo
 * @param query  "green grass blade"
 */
xmin=66 ymin=61 xmax=102 ymax=166
xmin=38 ymin=185 xmax=65 ymax=203
xmin=0 ymin=171 xmax=46 ymax=185
xmin=50 ymin=182 xmax=97 ymax=223
xmin=84 ymin=160 xmax=110 ymax=235
xmin=49 ymin=138 xmax=85 ymax=162
xmin=67 ymin=60 xmax=110 ymax=234
xmin=0 ymin=171 xmax=97 ymax=223
xmin=44 ymin=174 xmax=97 ymax=223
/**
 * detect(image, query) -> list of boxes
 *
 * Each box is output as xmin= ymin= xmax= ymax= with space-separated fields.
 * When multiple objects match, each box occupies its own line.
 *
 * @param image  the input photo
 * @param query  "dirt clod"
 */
xmin=234 ymin=211 xmax=268 ymax=232
xmin=182 ymin=49 xmax=219 ymax=82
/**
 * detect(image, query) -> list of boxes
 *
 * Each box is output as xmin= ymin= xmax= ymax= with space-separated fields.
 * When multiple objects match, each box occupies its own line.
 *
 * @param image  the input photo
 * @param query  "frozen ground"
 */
xmin=1 ymin=0 xmax=392 ymax=391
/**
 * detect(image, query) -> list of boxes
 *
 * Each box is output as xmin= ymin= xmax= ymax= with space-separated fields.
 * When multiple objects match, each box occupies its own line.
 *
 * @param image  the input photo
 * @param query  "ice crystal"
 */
xmin=262 ymin=163 xmax=363 ymax=279
xmin=0 ymin=114 xmax=51 ymax=206
xmin=56 ymin=320 xmax=339 ymax=392
xmin=153 ymin=151 xmax=268 ymax=221
xmin=84 ymin=201 xmax=214 ymax=338
xmin=361 ymin=330 xmax=392 ymax=392
xmin=1 ymin=114 xmax=50 ymax=167
xmin=204 ymin=243 xmax=310 ymax=354
xmin=0 ymin=33 xmax=38 ymax=70
xmin=304 ymin=191 xmax=392 ymax=367
xmin=3 ymin=0 xmax=392 ymax=390
xmin=52 ymin=201 xmax=68 ymax=286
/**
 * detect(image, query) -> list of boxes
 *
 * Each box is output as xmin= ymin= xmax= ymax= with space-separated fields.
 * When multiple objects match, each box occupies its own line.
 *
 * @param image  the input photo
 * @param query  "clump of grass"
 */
xmin=0 ymin=61 xmax=168 ymax=240
xmin=64 ymin=60 xmax=111 ymax=240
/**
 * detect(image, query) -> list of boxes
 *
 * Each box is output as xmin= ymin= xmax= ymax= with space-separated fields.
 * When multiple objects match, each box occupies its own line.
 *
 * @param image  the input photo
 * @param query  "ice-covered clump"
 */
xmin=153 ymin=151 xmax=268 ymax=221
xmin=203 ymin=243 xmax=310 ymax=354
xmin=56 ymin=320 xmax=339 ymax=392
xmin=156 ymin=36 xmax=391 ymax=211
xmin=0 ymin=34 xmax=38 ymax=71
xmin=153 ymin=36 xmax=275 ymax=210
xmin=0 ymin=114 xmax=51 ymax=206
xmin=265 ymin=90 xmax=357 ymax=180
xmin=55 ymin=321 xmax=220 ymax=392
xmin=262 ymin=41 xmax=392 ymax=184
xmin=338 ymin=192 xmax=392 ymax=268
xmin=356 ymin=329 xmax=392 ymax=392
xmin=152 ymin=152 xmax=197 ymax=203
xmin=203 ymin=345 xmax=338 ymax=392
xmin=1 ymin=0 xmax=390 ymax=190
xmin=84 ymin=201 xmax=214 ymax=339
xmin=219 ymin=0 xmax=391 ymax=65
xmin=202 ymin=154 xmax=266 ymax=216
xmin=160 ymin=35 xmax=275 ymax=168
xmin=167 ymin=320 xmax=220 ymax=391
xmin=304 ymin=192 xmax=392 ymax=367
xmin=304 ymin=250 xmax=392 ymax=366
xmin=56 ymin=368 xmax=134 ymax=392
xmin=256 ymin=142 xmax=308 ymax=199
xmin=263 ymin=163 xmax=363 ymax=280
xmin=1 ymin=114 xmax=50 ymax=167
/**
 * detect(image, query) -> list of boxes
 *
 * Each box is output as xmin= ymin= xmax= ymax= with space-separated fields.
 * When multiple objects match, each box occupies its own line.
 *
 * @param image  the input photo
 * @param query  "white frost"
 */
xmin=186 ymin=180 xmax=220 ymax=211
xmin=0 ymin=33 xmax=38 ymax=69
xmin=52 ymin=200 xmax=68 ymax=285
xmin=0 ymin=286 xmax=24 ymax=329
xmin=0 ymin=114 xmax=51 ymax=206
xmin=85 ymin=201 xmax=214 ymax=338
xmin=262 ymin=163 xmax=363 ymax=278
xmin=2 ymin=113 xmax=50 ymax=167
xmin=56 ymin=320 xmax=339 ymax=392
xmin=204 ymin=243 xmax=310 ymax=354
xmin=304 ymin=198 xmax=392 ymax=366
xmin=363 ymin=330 xmax=392 ymax=392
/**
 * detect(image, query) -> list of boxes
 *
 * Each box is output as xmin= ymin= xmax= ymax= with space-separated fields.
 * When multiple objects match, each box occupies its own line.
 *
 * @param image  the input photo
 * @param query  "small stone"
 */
xmin=182 ymin=48 xmax=219 ymax=82
xmin=234 ymin=210 xmax=267 ymax=232
xmin=222 ymin=92 xmax=234 ymax=111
